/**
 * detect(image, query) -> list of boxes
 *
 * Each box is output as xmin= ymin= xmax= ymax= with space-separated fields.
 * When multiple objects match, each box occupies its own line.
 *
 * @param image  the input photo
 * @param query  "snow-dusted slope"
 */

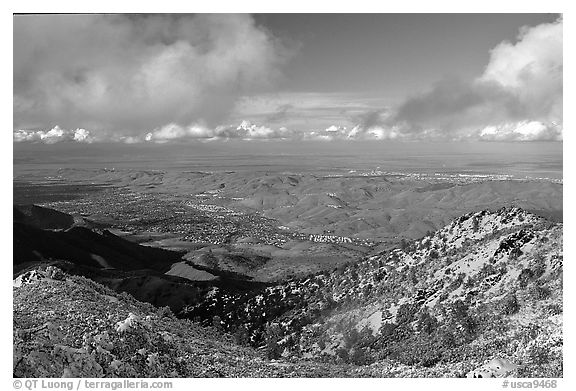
xmin=181 ymin=207 xmax=562 ymax=377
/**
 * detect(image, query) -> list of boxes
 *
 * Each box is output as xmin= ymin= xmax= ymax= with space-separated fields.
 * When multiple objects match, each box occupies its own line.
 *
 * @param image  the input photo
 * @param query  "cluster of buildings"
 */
xmin=43 ymin=186 xmax=382 ymax=249
xmin=307 ymin=234 xmax=353 ymax=244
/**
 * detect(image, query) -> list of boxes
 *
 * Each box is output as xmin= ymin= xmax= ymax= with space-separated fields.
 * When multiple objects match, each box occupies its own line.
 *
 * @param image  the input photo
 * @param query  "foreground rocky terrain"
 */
xmin=13 ymin=204 xmax=562 ymax=377
xmin=14 ymin=266 xmax=358 ymax=377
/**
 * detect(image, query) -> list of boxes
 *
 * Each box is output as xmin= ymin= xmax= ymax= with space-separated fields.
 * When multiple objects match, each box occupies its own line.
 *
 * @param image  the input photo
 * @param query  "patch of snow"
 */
xmin=165 ymin=262 xmax=216 ymax=281
xmin=116 ymin=313 xmax=140 ymax=333
xmin=355 ymin=310 xmax=383 ymax=335
xmin=13 ymin=270 xmax=44 ymax=288
xmin=91 ymin=253 xmax=113 ymax=269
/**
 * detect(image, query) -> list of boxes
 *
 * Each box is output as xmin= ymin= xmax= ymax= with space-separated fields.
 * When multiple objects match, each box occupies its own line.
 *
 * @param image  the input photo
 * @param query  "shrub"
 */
xmin=416 ymin=309 xmax=438 ymax=335
xmin=399 ymin=238 xmax=410 ymax=251
xmin=501 ymin=293 xmax=520 ymax=315
xmin=545 ymin=303 xmax=562 ymax=316
xmin=443 ymin=300 xmax=477 ymax=341
xmin=463 ymin=276 xmax=475 ymax=289
xmin=335 ymin=347 xmax=349 ymax=363
xmin=317 ymin=337 xmax=326 ymax=351
xmin=155 ymin=306 xmax=174 ymax=319
xmin=472 ymin=217 xmax=480 ymax=232
xmin=478 ymin=263 xmax=496 ymax=281
xmin=349 ymin=347 xmax=372 ymax=366
xmin=233 ymin=326 xmax=250 ymax=346
xmin=532 ymin=264 xmax=547 ymax=280
xmin=343 ymin=328 xmax=361 ymax=349
xmin=395 ymin=302 xmax=419 ymax=325
xmin=211 ymin=315 xmax=224 ymax=333
xmin=509 ymin=247 xmax=523 ymax=260
xmin=379 ymin=322 xmax=396 ymax=339
xmin=518 ymin=268 xmax=535 ymax=288
xmin=529 ymin=284 xmax=551 ymax=300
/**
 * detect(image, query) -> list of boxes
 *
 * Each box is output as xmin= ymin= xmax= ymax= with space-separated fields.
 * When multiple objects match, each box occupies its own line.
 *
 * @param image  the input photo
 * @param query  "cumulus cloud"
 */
xmin=144 ymin=123 xmax=213 ymax=142
xmin=478 ymin=121 xmax=562 ymax=141
xmin=325 ymin=125 xmax=347 ymax=133
xmin=352 ymin=17 xmax=563 ymax=141
xmin=13 ymin=126 xmax=94 ymax=144
xmin=293 ymin=123 xmax=406 ymax=141
xmin=14 ymin=121 xmax=296 ymax=144
xmin=14 ymin=14 xmax=288 ymax=138
xmin=140 ymin=120 xmax=294 ymax=143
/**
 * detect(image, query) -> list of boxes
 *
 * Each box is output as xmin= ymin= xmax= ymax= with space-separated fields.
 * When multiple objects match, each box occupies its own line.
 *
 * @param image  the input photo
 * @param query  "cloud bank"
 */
xmin=13 ymin=126 xmax=94 ymax=144
xmin=14 ymin=14 xmax=288 ymax=138
xmin=144 ymin=120 xmax=293 ymax=142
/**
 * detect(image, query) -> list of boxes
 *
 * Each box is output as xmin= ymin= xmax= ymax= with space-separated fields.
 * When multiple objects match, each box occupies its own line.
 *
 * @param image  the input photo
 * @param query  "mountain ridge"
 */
xmin=13 ymin=205 xmax=562 ymax=377
xmin=179 ymin=206 xmax=562 ymax=377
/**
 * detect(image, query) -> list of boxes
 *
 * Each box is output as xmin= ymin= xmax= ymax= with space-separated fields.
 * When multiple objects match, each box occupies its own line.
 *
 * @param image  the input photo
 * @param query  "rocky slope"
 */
xmin=13 ymin=206 xmax=563 ymax=377
xmin=13 ymin=266 xmax=362 ymax=377
xmin=14 ymin=265 xmax=498 ymax=378
xmin=181 ymin=207 xmax=563 ymax=377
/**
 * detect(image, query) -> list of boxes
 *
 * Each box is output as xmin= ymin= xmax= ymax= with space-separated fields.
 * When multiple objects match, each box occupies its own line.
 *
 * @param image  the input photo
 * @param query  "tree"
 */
xmin=500 ymin=293 xmax=520 ymax=315
xmin=379 ymin=323 xmax=396 ymax=339
xmin=349 ymin=347 xmax=371 ymax=366
xmin=472 ymin=216 xmax=480 ymax=232
xmin=518 ymin=268 xmax=535 ymax=288
xmin=400 ymin=238 xmax=410 ymax=251
xmin=211 ymin=315 xmax=224 ymax=333
xmin=264 ymin=323 xmax=283 ymax=359
xmin=448 ymin=300 xmax=477 ymax=339
xmin=233 ymin=326 xmax=250 ymax=346
xmin=529 ymin=283 xmax=551 ymax=300
xmin=416 ymin=309 xmax=438 ymax=335
xmin=396 ymin=302 xmax=418 ymax=325
xmin=335 ymin=347 xmax=349 ymax=363
xmin=509 ymin=247 xmax=523 ymax=260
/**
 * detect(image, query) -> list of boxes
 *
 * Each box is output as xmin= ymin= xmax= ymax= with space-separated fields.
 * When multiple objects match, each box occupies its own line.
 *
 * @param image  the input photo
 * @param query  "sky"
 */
xmin=13 ymin=13 xmax=563 ymax=144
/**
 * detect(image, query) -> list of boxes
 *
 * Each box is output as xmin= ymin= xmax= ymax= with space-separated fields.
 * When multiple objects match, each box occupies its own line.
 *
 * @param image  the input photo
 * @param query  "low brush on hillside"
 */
xmin=13 ymin=207 xmax=562 ymax=378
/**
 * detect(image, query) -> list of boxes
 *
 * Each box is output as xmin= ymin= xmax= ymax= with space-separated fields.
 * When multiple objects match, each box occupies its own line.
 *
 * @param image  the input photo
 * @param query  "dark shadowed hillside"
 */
xmin=13 ymin=204 xmax=184 ymax=272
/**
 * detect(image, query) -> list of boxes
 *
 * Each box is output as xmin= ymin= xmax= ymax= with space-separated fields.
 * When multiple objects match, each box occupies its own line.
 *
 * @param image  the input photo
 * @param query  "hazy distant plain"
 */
xmin=14 ymin=141 xmax=562 ymax=181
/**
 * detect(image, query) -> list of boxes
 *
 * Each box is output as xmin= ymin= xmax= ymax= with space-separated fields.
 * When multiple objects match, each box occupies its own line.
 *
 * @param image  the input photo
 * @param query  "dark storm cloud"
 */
xmin=351 ymin=109 xmax=388 ymax=130
xmin=352 ymin=17 xmax=563 ymax=141
xmin=388 ymin=78 xmax=510 ymax=134
xmin=13 ymin=14 xmax=289 ymax=138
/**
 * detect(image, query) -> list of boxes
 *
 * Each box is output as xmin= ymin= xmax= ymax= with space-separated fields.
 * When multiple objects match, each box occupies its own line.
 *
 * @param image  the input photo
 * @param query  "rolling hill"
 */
xmin=38 ymin=168 xmax=562 ymax=242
